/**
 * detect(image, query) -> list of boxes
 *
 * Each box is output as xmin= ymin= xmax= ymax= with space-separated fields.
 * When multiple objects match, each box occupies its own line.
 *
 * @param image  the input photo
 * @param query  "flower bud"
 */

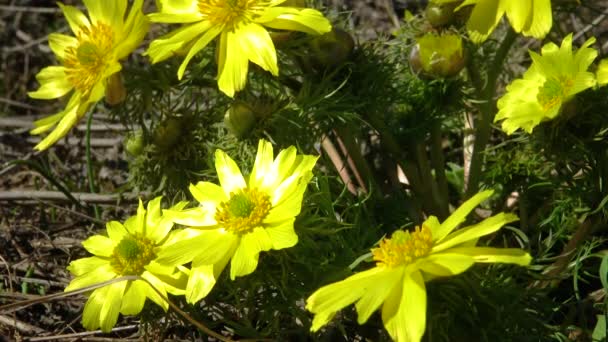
xmin=224 ymin=102 xmax=257 ymax=139
xmin=425 ymin=2 xmax=460 ymax=27
xmin=309 ymin=28 xmax=355 ymax=69
xmin=105 ymin=72 xmax=126 ymax=105
xmin=153 ymin=117 xmax=182 ymax=150
xmin=410 ymin=33 xmax=465 ymax=78
xmin=124 ymin=130 xmax=145 ymax=156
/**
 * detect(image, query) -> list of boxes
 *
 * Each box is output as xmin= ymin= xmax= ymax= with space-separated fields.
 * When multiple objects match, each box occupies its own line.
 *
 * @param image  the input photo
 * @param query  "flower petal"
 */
xmin=382 ymin=268 xmax=426 ymax=342
xmin=83 ymin=0 xmax=126 ymax=29
xmin=257 ymin=7 xmax=332 ymax=35
xmin=189 ymin=181 xmax=227 ymax=205
xmin=192 ymin=230 xmax=239 ymax=267
xmin=521 ymin=0 xmax=552 ymax=39
xmin=265 ymin=218 xmax=298 ymax=250
xmin=82 ymin=235 xmax=114 ymax=257
xmin=229 ymin=227 xmax=273 ymax=279
xmin=65 ymin=256 xmax=107 ymax=277
xmin=106 ymin=221 xmax=128 ymax=242
xmin=217 ymin=31 xmax=249 ymax=97
xmin=215 ymin=149 xmax=247 ymax=196
xmin=114 ymin=0 xmax=149 ymax=60
xmin=354 ymin=267 xmax=403 ymax=324
xmin=238 ymin=23 xmax=278 ymax=76
xmin=81 ymin=286 xmax=106 ymax=331
xmin=417 ymin=253 xmax=475 ymax=277
xmin=504 ymin=1 xmax=531 ymax=33
xmin=120 ymin=280 xmax=147 ymax=315
xmin=141 ymin=271 xmax=169 ymax=311
xmin=597 ymin=59 xmax=608 ymax=86
xmin=163 ymin=207 xmax=215 ymax=227
xmin=306 ymin=267 xmax=395 ymax=331
xmin=148 ymin=12 xmax=202 ymax=23
xmin=249 ymin=139 xmax=275 ymax=189
xmin=466 ymin=0 xmax=505 ymax=43
xmin=146 ymin=21 xmax=212 ymax=64
xmin=156 ymin=233 xmax=207 ymax=266
xmin=98 ymin=280 xmax=127 ymax=332
xmin=123 ymin=199 xmax=146 ymax=235
xmin=58 ymin=3 xmax=90 ymax=36
xmin=155 ymin=0 xmax=199 ymax=14
xmin=48 ymin=33 xmax=77 ymax=61
xmin=177 ymin=24 xmax=222 ymax=80
xmin=431 ymin=189 xmax=494 ymax=243
xmin=65 ymin=264 xmax=116 ymax=292
xmin=446 ymin=247 xmax=532 ymax=265
xmin=28 ymin=66 xmax=72 ymax=100
xmin=145 ymin=196 xmax=163 ymax=233
xmin=32 ymin=97 xmax=87 ymax=151
xmin=433 ymin=212 xmax=519 ymax=253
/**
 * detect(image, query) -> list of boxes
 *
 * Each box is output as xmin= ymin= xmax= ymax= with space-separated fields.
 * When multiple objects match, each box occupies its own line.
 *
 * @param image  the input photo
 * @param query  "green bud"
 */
xmin=425 ymin=2 xmax=460 ymax=27
xmin=309 ymin=28 xmax=355 ymax=69
xmin=105 ymin=72 xmax=127 ymax=106
xmin=224 ymin=102 xmax=257 ymax=139
xmin=410 ymin=33 xmax=465 ymax=78
xmin=153 ymin=117 xmax=183 ymax=150
xmin=124 ymin=130 xmax=145 ymax=156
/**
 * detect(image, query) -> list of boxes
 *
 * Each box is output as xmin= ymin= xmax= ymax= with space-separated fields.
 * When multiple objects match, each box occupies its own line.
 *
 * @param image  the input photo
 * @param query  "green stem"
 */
xmin=366 ymin=115 xmax=435 ymax=215
xmin=86 ymin=110 xmax=100 ymax=220
xmin=413 ymin=140 xmax=442 ymax=216
xmin=430 ymin=124 xmax=449 ymax=219
xmin=466 ymin=29 xmax=518 ymax=198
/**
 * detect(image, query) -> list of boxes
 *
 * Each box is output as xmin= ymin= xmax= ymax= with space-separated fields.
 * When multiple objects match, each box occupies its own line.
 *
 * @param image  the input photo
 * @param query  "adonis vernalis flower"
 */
xmin=431 ymin=0 xmax=552 ymax=43
xmin=146 ymin=0 xmax=332 ymax=97
xmin=495 ymin=34 xmax=597 ymax=134
xmin=157 ymin=139 xmax=317 ymax=303
xmin=306 ymin=190 xmax=531 ymax=342
xmin=597 ymin=59 xmax=608 ymax=86
xmin=28 ymin=0 xmax=148 ymax=150
xmin=65 ymin=197 xmax=188 ymax=332
xmin=411 ymin=33 xmax=464 ymax=78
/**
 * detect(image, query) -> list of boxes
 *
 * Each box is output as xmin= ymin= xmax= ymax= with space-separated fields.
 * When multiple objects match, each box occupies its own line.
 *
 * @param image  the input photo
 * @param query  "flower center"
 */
xmin=64 ymin=22 xmax=115 ymax=94
xmin=215 ymin=188 xmax=272 ymax=233
xmin=372 ymin=225 xmax=433 ymax=268
xmin=197 ymin=0 xmax=267 ymax=29
xmin=110 ymin=235 xmax=156 ymax=275
xmin=536 ymin=77 xmax=573 ymax=111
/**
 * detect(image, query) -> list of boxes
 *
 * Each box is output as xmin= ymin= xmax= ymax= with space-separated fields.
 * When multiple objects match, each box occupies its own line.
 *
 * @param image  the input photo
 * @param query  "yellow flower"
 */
xmin=306 ymin=190 xmax=531 ymax=342
xmin=65 ymin=197 xmax=188 ymax=332
xmin=495 ymin=34 xmax=597 ymax=134
xmin=597 ymin=59 xmax=608 ymax=86
xmin=146 ymin=0 xmax=332 ymax=97
xmin=157 ymin=139 xmax=318 ymax=303
xmin=431 ymin=0 xmax=552 ymax=43
xmin=414 ymin=33 xmax=464 ymax=77
xmin=28 ymin=0 xmax=148 ymax=151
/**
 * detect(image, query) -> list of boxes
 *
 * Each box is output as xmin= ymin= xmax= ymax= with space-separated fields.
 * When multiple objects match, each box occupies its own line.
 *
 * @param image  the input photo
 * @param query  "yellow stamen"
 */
xmin=537 ymin=76 xmax=573 ymax=111
xmin=215 ymin=188 xmax=271 ymax=233
xmin=110 ymin=234 xmax=156 ymax=275
xmin=64 ymin=22 xmax=115 ymax=94
xmin=372 ymin=225 xmax=433 ymax=268
xmin=197 ymin=0 xmax=269 ymax=29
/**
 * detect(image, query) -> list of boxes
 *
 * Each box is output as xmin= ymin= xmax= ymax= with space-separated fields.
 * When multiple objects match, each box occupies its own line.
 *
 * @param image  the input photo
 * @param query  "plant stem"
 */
xmin=335 ymin=125 xmax=378 ymax=194
xmin=430 ymin=123 xmax=449 ymax=219
xmin=85 ymin=110 xmax=100 ymax=220
xmin=466 ymin=29 xmax=517 ymax=198
xmin=366 ymin=115 xmax=437 ymax=215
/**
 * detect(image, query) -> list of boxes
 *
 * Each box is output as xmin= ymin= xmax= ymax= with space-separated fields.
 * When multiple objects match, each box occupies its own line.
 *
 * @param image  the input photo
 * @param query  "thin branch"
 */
xmin=0 ymin=191 xmax=140 ymax=204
